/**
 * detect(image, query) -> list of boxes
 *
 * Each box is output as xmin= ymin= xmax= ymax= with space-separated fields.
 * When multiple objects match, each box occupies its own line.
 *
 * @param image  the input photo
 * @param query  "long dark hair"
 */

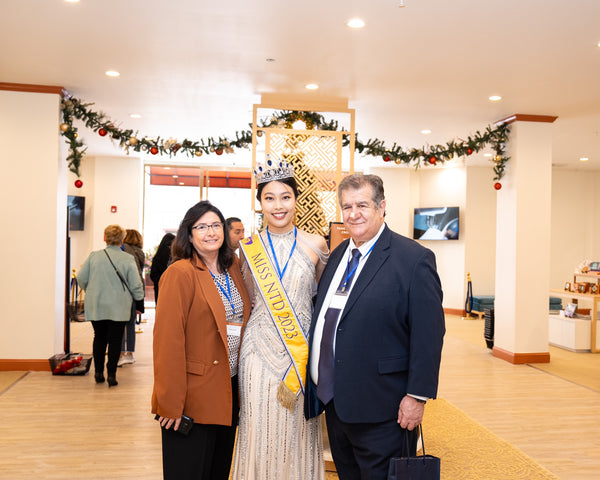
xmin=256 ymin=177 xmax=299 ymax=201
xmin=171 ymin=201 xmax=234 ymax=271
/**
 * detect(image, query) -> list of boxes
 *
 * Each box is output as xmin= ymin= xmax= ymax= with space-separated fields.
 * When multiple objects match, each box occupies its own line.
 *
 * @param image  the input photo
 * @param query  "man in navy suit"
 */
xmin=305 ymin=173 xmax=445 ymax=480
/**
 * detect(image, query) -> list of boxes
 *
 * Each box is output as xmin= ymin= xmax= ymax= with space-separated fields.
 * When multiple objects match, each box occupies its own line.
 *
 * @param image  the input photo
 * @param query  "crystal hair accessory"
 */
xmin=254 ymin=156 xmax=295 ymax=185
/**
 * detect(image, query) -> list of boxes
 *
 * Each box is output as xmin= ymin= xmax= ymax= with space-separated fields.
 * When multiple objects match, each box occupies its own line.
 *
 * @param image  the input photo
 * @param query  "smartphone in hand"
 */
xmin=154 ymin=414 xmax=194 ymax=436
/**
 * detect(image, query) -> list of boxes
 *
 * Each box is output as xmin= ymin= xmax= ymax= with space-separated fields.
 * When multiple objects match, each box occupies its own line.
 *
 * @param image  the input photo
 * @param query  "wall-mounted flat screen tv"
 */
xmin=68 ymin=195 xmax=85 ymax=231
xmin=413 ymin=207 xmax=459 ymax=240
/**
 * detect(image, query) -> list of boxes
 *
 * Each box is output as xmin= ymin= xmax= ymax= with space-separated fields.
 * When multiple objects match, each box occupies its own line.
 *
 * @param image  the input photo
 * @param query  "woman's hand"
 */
xmin=156 ymin=415 xmax=182 ymax=431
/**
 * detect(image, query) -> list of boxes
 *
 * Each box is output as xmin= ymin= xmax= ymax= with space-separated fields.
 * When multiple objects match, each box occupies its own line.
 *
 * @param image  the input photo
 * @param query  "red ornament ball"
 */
xmin=215 ymin=148 xmax=223 ymax=155
xmin=98 ymin=128 xmax=107 ymax=137
xmin=74 ymin=179 xmax=83 ymax=188
xmin=494 ymin=182 xmax=502 ymax=190
xmin=467 ymin=147 xmax=473 ymax=155
xmin=383 ymin=155 xmax=391 ymax=162
xmin=150 ymin=146 xmax=159 ymax=155
xmin=429 ymin=156 xmax=437 ymax=165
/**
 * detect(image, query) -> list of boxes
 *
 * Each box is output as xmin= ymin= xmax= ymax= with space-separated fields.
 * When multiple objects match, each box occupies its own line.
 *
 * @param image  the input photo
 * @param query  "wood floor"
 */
xmin=0 ymin=311 xmax=599 ymax=479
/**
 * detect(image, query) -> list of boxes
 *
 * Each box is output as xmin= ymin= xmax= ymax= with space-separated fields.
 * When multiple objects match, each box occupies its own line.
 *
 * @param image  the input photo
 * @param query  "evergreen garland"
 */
xmin=60 ymin=95 xmax=510 ymax=186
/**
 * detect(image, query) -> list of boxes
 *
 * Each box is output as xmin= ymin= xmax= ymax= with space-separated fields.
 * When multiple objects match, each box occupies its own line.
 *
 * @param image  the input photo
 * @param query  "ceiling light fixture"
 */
xmin=105 ymin=70 xmax=120 ymax=77
xmin=64 ymin=0 xmax=80 ymax=3
xmin=305 ymin=83 xmax=319 ymax=90
xmin=484 ymin=153 xmax=493 ymax=157
xmin=420 ymin=129 xmax=431 ymax=134
xmin=398 ymin=1 xmax=406 ymax=7
xmin=346 ymin=18 xmax=365 ymax=29
xmin=130 ymin=113 xmax=141 ymax=119
xmin=489 ymin=95 xmax=502 ymax=101
xmin=579 ymin=157 xmax=589 ymax=162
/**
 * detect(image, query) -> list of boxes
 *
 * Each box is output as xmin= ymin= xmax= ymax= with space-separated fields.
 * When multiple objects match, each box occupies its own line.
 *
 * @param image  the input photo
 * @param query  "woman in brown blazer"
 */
xmin=152 ymin=201 xmax=251 ymax=480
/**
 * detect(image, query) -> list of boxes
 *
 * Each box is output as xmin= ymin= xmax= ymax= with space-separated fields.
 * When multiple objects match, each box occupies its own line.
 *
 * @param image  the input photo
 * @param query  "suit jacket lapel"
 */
xmin=340 ymin=226 xmax=391 ymax=320
xmin=192 ymin=255 xmax=229 ymax=349
xmin=311 ymin=239 xmax=349 ymax=339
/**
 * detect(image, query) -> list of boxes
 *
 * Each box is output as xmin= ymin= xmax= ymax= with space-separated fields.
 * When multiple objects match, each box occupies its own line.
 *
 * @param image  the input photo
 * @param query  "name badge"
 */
xmin=226 ymin=324 xmax=242 ymax=337
xmin=329 ymin=293 xmax=348 ymax=310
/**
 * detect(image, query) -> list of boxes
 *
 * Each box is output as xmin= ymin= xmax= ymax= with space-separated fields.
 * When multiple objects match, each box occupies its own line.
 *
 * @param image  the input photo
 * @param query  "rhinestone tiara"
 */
xmin=253 ymin=156 xmax=295 ymax=185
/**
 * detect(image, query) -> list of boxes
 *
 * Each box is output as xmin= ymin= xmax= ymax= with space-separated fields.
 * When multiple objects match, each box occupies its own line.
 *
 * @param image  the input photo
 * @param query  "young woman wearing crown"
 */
xmin=231 ymin=157 xmax=329 ymax=480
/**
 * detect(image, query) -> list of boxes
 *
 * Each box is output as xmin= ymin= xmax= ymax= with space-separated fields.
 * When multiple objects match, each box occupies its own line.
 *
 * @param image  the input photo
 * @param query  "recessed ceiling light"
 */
xmin=489 ymin=95 xmax=502 ymax=101
xmin=579 ymin=157 xmax=589 ymax=162
xmin=105 ymin=70 xmax=120 ymax=77
xmin=172 ymin=175 xmax=179 ymax=178
xmin=346 ymin=18 xmax=365 ymax=29
xmin=597 ymin=42 xmax=600 ymax=47
xmin=420 ymin=129 xmax=431 ymax=134
xmin=130 ymin=113 xmax=141 ymax=119
xmin=65 ymin=0 xmax=80 ymax=3
xmin=483 ymin=153 xmax=493 ymax=157
xmin=305 ymin=83 xmax=319 ymax=90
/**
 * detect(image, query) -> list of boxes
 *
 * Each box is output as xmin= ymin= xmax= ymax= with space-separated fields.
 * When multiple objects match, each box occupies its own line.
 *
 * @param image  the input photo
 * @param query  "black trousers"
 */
xmin=91 ymin=320 xmax=125 ymax=376
xmin=161 ymin=376 xmax=239 ymax=480
xmin=324 ymin=400 xmax=418 ymax=480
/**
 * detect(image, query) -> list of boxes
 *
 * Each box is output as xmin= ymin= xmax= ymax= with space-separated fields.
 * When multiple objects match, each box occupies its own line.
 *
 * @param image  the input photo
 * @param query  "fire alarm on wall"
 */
xmin=111 ymin=206 xmax=117 ymax=213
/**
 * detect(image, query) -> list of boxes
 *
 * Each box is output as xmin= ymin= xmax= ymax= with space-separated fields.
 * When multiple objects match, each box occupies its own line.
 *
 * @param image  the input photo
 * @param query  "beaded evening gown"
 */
xmin=231 ymin=229 xmax=325 ymax=480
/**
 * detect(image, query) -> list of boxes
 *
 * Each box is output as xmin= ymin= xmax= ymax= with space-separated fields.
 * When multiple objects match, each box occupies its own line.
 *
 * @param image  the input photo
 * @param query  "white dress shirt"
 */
xmin=309 ymin=223 xmax=386 ymax=385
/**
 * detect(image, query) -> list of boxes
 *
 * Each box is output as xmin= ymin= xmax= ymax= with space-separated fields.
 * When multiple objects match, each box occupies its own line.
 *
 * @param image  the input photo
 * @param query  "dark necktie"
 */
xmin=316 ymin=248 xmax=362 ymax=404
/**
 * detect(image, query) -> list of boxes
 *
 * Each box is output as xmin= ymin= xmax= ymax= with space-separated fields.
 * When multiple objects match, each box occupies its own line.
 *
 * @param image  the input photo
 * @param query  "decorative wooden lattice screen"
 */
xmin=251 ymin=99 xmax=355 ymax=236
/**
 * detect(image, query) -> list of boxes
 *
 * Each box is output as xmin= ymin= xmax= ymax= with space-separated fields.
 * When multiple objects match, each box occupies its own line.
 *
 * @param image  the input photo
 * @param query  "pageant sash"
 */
xmin=240 ymin=234 xmax=308 ymax=409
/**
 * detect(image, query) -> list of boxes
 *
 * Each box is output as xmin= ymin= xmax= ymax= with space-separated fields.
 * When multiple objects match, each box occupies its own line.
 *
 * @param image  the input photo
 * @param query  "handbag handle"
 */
xmin=402 ymin=424 xmax=427 ymax=459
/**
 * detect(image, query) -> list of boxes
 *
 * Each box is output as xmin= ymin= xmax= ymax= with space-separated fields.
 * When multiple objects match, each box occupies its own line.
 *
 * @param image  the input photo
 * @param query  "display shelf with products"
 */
xmin=550 ymin=289 xmax=600 ymax=353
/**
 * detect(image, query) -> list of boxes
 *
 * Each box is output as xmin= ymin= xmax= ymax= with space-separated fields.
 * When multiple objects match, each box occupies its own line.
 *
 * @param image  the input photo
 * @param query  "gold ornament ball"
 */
xmin=74 ymin=133 xmax=78 ymax=138
xmin=495 ymin=155 xmax=502 ymax=163
xmin=257 ymin=130 xmax=263 ymax=137
xmin=129 ymin=136 xmax=139 ymax=146
xmin=195 ymin=150 xmax=203 ymax=157
xmin=60 ymin=123 xmax=69 ymax=132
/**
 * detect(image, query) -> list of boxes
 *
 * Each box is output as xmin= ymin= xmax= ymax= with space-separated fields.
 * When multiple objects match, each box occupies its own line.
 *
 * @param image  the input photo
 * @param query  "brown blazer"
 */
xmin=151 ymin=253 xmax=251 ymax=426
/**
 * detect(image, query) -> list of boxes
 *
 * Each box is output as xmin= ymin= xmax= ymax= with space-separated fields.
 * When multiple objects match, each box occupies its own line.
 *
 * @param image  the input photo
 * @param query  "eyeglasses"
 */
xmin=191 ymin=222 xmax=223 ymax=233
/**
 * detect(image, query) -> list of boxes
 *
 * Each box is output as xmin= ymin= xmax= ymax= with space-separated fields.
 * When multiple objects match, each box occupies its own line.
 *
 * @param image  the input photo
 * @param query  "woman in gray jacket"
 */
xmin=78 ymin=225 xmax=145 ymax=387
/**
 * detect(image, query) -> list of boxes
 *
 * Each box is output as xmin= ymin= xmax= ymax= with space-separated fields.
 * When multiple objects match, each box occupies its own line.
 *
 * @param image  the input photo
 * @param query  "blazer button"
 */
xmin=213 ymin=360 xmax=219 ymax=365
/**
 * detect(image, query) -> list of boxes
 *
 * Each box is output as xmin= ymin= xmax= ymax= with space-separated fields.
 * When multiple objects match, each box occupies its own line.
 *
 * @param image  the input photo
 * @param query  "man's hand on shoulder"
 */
xmin=397 ymin=395 xmax=425 ymax=431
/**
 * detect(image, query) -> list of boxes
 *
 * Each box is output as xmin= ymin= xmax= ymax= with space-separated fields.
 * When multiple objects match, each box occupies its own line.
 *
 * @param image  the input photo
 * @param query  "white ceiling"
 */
xmin=2 ymin=0 xmax=600 ymax=172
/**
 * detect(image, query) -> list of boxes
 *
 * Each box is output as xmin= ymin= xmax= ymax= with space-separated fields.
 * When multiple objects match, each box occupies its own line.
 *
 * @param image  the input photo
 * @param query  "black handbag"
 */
xmin=388 ymin=425 xmax=440 ymax=480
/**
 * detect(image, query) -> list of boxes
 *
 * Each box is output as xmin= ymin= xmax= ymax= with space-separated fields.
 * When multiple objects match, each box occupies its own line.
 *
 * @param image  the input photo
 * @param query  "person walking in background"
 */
xmin=232 ymin=159 xmax=329 ymax=480
xmin=225 ymin=217 xmax=245 ymax=253
xmin=77 ymin=225 xmax=145 ymax=387
xmin=119 ymin=228 xmax=145 ymax=367
xmin=149 ymin=232 xmax=175 ymax=305
xmin=152 ymin=201 xmax=251 ymax=480
xmin=305 ymin=173 xmax=445 ymax=480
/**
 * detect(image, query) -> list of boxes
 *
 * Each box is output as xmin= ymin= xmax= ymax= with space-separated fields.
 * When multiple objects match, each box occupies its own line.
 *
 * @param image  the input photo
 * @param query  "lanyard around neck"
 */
xmin=209 ymin=269 xmax=236 ymax=315
xmin=340 ymin=241 xmax=377 ymax=293
xmin=266 ymin=226 xmax=297 ymax=280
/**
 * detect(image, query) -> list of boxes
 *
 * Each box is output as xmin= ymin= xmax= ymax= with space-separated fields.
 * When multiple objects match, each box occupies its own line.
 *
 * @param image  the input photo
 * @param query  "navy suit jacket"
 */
xmin=305 ymin=225 xmax=445 ymax=423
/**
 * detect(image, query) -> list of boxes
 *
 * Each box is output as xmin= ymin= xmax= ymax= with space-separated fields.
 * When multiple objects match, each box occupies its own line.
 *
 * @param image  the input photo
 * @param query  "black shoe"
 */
xmin=107 ymin=376 xmax=118 ymax=387
xmin=95 ymin=372 xmax=105 ymax=384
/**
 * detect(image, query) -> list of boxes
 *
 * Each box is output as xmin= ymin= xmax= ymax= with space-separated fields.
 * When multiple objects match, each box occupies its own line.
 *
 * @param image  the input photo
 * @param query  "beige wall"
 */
xmin=68 ymin=155 xmax=144 ymax=271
